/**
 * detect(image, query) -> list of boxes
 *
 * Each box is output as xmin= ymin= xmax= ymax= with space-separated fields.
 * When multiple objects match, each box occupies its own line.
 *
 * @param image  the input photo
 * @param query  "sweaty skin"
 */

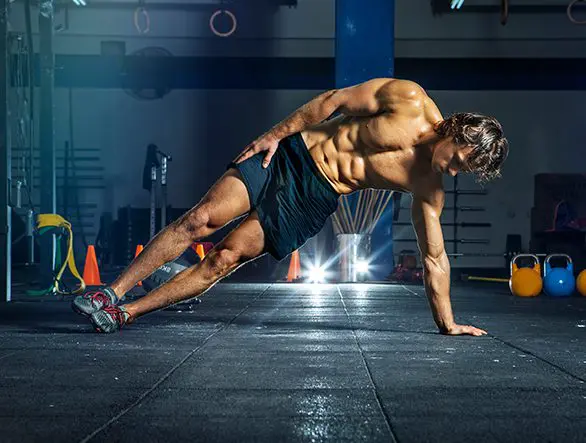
xmin=101 ymin=78 xmax=486 ymax=337
xmin=301 ymin=83 xmax=438 ymax=195
xmin=237 ymin=78 xmax=486 ymax=337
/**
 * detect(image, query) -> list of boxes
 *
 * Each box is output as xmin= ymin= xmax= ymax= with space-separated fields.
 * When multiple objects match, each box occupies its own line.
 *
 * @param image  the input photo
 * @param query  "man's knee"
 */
xmin=205 ymin=246 xmax=242 ymax=278
xmin=175 ymin=206 xmax=210 ymax=239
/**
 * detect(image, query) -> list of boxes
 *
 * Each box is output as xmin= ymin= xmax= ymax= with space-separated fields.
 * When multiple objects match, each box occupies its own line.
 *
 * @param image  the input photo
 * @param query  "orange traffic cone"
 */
xmin=195 ymin=243 xmax=205 ymax=260
xmin=287 ymin=250 xmax=301 ymax=282
xmin=135 ymin=245 xmax=144 ymax=286
xmin=83 ymin=245 xmax=102 ymax=286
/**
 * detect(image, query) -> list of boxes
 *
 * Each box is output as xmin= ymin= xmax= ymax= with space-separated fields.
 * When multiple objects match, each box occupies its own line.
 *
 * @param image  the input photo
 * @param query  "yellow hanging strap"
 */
xmin=35 ymin=214 xmax=86 ymax=295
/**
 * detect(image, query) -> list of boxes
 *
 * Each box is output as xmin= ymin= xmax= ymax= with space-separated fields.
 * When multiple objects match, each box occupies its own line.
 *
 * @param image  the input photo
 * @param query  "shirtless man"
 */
xmin=72 ymin=78 xmax=508 ymax=335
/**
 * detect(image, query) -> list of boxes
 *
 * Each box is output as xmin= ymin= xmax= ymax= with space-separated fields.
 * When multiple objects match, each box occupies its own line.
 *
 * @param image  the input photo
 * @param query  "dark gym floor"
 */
xmin=1 ymin=282 xmax=586 ymax=443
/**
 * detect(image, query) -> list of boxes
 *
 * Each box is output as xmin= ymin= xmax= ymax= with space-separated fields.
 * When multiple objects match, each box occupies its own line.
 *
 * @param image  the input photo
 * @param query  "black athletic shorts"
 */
xmin=227 ymin=133 xmax=340 ymax=261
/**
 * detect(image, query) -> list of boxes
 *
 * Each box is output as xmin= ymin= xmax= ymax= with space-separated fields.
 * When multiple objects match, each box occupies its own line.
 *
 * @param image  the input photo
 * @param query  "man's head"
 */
xmin=432 ymin=112 xmax=509 ymax=183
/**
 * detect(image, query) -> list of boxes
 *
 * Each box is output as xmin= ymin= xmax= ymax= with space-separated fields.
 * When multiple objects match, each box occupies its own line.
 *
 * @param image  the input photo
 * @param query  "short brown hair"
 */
xmin=435 ymin=112 xmax=509 ymax=183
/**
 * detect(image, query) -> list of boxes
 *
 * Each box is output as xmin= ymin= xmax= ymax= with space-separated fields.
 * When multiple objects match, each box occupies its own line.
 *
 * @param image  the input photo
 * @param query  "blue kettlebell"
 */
xmin=543 ymin=254 xmax=576 ymax=297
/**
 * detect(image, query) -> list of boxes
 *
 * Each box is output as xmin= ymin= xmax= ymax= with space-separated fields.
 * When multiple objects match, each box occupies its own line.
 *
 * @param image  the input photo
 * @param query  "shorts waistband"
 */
xmin=288 ymin=133 xmax=340 ymax=197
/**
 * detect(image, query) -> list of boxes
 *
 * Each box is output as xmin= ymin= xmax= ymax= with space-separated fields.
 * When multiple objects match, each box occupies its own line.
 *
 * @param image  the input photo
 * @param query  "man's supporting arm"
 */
xmin=411 ymin=193 xmax=456 ymax=333
xmin=411 ymin=192 xmax=487 ymax=336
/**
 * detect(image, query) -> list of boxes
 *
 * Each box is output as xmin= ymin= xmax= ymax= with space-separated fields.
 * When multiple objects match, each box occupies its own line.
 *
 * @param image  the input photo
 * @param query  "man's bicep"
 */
xmin=411 ymin=197 xmax=446 ymax=260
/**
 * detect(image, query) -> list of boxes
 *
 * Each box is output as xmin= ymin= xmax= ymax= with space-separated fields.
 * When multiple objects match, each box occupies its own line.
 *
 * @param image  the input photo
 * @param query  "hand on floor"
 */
xmin=443 ymin=324 xmax=487 ymax=337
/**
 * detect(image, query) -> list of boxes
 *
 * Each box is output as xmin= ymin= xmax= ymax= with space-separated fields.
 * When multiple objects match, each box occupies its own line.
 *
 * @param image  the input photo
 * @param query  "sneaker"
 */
xmin=72 ymin=287 xmax=118 ymax=317
xmin=90 ymin=305 xmax=130 ymax=333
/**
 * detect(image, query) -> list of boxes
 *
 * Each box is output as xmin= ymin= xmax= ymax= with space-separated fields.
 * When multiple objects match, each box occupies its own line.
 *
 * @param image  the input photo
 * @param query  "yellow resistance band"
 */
xmin=36 ymin=214 xmax=86 ymax=295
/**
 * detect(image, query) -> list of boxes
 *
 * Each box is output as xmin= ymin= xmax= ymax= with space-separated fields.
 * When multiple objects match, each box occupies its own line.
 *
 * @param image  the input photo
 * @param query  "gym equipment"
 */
xmin=113 ymin=206 xmax=189 ymax=266
xmin=393 ymin=222 xmax=491 ymax=228
xmin=11 ymin=154 xmax=36 ymax=265
xmin=27 ymin=214 xmax=86 ymax=296
xmin=82 ymin=245 xmax=102 ymax=286
xmin=543 ymin=254 xmax=575 ymax=297
xmin=509 ymin=254 xmax=542 ymax=297
xmin=332 ymin=190 xmax=394 ymax=235
xmin=448 ymin=252 xmax=548 ymax=258
xmin=399 ymin=205 xmax=486 ymax=212
xmin=95 ymin=212 xmax=114 ymax=267
xmin=210 ymin=9 xmax=238 ymax=37
xmin=568 ymin=0 xmax=586 ymax=25
xmin=142 ymin=144 xmax=172 ymax=239
xmin=450 ymin=0 xmax=464 ymax=9
xmin=576 ymin=270 xmax=586 ymax=296
xmin=397 ymin=238 xmax=490 ymax=244
xmin=467 ymin=276 xmax=508 ymax=283
xmin=395 ymin=178 xmax=492 ymax=256
xmin=388 ymin=250 xmax=423 ymax=283
xmin=336 ymin=234 xmax=371 ymax=282
xmin=142 ymin=245 xmax=201 ymax=292
xmin=11 ymin=208 xmax=36 ymax=265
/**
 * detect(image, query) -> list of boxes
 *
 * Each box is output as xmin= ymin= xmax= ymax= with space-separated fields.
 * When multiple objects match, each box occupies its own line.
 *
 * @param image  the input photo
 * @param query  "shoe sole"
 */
xmin=90 ymin=315 xmax=117 ymax=333
xmin=71 ymin=301 xmax=111 ymax=318
xmin=71 ymin=301 xmax=92 ymax=317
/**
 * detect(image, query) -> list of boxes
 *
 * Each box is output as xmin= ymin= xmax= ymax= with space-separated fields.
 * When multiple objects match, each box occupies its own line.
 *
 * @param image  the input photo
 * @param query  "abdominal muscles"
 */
xmin=304 ymin=115 xmax=416 ymax=193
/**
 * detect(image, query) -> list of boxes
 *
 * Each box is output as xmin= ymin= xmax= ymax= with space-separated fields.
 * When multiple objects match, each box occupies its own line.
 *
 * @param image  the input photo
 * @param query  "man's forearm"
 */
xmin=422 ymin=253 xmax=455 ymax=332
xmin=267 ymin=90 xmax=338 ymax=140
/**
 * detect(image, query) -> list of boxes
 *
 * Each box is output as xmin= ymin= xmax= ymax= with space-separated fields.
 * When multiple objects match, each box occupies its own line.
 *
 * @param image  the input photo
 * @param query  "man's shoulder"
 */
xmin=383 ymin=79 xmax=427 ymax=102
xmin=355 ymin=78 xmax=426 ymax=97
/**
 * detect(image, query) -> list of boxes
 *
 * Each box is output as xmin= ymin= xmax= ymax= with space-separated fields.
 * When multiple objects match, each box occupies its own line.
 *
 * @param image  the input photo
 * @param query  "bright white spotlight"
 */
xmin=308 ymin=266 xmax=326 ymax=283
xmin=356 ymin=260 xmax=370 ymax=274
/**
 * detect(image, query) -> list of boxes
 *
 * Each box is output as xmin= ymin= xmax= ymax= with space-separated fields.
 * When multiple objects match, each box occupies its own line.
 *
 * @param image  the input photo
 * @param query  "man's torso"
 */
xmin=300 ymin=88 xmax=442 ymax=195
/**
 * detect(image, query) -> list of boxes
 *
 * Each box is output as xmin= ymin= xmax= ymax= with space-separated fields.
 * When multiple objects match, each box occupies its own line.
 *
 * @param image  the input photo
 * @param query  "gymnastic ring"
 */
xmin=134 ymin=7 xmax=150 ymax=34
xmin=568 ymin=0 xmax=586 ymax=25
xmin=500 ymin=0 xmax=509 ymax=25
xmin=210 ymin=9 xmax=237 ymax=38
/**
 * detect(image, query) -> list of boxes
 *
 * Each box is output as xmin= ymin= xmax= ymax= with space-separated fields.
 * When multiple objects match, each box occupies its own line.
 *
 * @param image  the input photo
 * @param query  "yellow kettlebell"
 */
xmin=509 ymin=254 xmax=542 ymax=297
xmin=577 ymin=270 xmax=586 ymax=297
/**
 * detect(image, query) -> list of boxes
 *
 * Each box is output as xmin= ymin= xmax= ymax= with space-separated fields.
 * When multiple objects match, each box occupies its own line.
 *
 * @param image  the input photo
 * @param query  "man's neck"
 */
xmin=416 ymin=129 xmax=441 ymax=161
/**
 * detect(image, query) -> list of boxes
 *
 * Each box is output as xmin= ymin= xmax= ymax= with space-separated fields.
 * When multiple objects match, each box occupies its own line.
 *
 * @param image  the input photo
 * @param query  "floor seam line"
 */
xmin=0 ymin=351 xmax=18 ymax=361
xmin=337 ymin=285 xmax=399 ymax=443
xmin=491 ymin=336 xmax=586 ymax=384
xmin=78 ymin=284 xmax=273 ymax=443
xmin=403 ymin=284 xmax=586 ymax=384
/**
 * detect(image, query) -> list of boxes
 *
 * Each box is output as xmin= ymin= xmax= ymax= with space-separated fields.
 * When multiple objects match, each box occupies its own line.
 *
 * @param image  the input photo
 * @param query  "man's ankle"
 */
xmin=121 ymin=305 xmax=135 ymax=324
xmin=108 ymin=285 xmax=125 ymax=301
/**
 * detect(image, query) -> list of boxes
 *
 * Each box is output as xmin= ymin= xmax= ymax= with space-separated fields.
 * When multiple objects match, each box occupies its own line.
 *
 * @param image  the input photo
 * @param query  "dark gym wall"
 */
xmin=7 ymin=0 xmax=586 ymax=268
xmin=394 ymin=1 xmax=586 ymax=268
xmin=9 ymin=1 xmax=332 ymax=259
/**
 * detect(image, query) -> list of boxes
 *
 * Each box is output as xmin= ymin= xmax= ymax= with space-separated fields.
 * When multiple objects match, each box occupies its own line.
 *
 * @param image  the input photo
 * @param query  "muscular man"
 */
xmin=72 ymin=78 xmax=508 ymax=335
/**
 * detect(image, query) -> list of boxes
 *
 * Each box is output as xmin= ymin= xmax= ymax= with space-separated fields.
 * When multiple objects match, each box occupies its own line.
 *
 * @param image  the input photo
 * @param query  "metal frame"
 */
xmin=432 ymin=1 xmax=570 ymax=15
xmin=53 ymin=0 xmax=297 ymax=10
xmin=0 ymin=0 xmax=10 ymax=301
xmin=39 ymin=4 xmax=57 ymax=285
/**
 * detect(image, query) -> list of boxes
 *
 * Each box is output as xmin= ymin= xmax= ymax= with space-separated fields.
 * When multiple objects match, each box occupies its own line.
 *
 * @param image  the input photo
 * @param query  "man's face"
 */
xmin=432 ymin=138 xmax=474 ymax=177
